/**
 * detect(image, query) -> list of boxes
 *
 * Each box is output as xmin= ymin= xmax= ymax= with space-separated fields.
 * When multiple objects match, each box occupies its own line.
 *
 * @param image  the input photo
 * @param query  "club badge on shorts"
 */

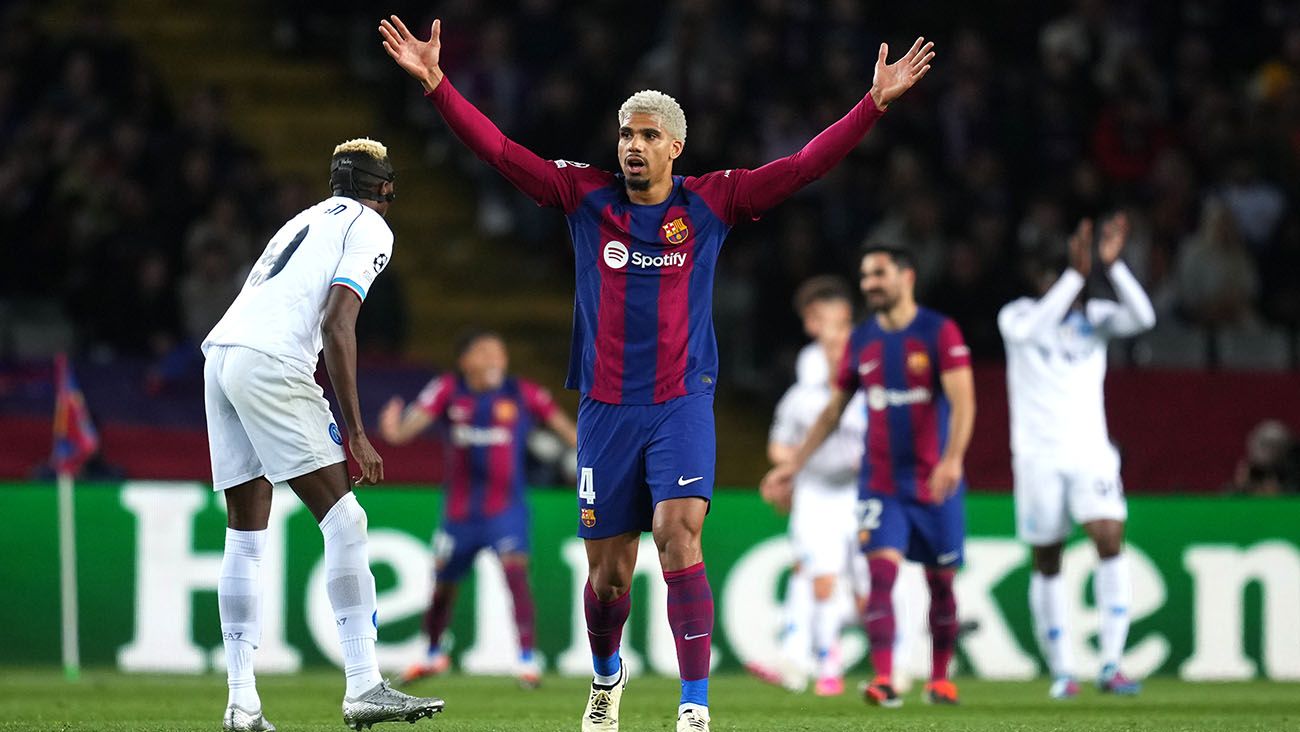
xmin=328 ymin=423 xmax=343 ymax=445
xmin=581 ymin=508 xmax=597 ymax=528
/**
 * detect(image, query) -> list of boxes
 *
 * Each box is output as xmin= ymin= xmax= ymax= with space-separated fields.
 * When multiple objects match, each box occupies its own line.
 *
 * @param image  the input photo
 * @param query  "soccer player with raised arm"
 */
xmin=762 ymin=245 xmax=976 ymax=708
xmin=380 ymin=15 xmax=933 ymax=732
xmin=202 ymin=139 xmax=444 ymax=731
xmin=998 ymin=214 xmax=1154 ymax=699
xmin=378 ymin=330 xmax=578 ymax=689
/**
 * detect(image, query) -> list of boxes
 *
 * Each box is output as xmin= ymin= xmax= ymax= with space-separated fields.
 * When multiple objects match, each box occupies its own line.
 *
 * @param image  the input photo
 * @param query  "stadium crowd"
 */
xmin=335 ymin=0 xmax=1300 ymax=379
xmin=4 ymin=0 xmax=1300 ymax=386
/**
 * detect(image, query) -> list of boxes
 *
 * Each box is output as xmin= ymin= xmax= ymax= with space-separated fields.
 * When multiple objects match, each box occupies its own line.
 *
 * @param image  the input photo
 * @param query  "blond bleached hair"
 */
xmin=618 ymin=90 xmax=687 ymax=142
xmin=333 ymin=137 xmax=389 ymax=160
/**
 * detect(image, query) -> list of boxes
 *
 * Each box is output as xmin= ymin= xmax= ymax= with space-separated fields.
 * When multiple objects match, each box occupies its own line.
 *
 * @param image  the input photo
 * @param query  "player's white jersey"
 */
xmin=770 ymin=343 xmax=867 ymax=487
xmin=998 ymin=261 xmax=1155 ymax=457
xmin=203 ymin=197 xmax=393 ymax=367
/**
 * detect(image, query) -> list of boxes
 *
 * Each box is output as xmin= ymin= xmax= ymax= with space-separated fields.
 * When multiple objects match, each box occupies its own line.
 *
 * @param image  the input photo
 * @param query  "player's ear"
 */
xmin=670 ymin=139 xmax=684 ymax=160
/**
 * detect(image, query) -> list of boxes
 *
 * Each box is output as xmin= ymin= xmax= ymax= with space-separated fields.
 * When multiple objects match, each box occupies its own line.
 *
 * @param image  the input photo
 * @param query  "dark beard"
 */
xmin=866 ymin=294 xmax=896 ymax=313
xmin=625 ymin=176 xmax=651 ymax=192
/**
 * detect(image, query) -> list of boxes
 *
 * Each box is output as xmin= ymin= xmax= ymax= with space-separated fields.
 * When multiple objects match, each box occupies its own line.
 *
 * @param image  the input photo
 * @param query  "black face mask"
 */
xmin=330 ymin=153 xmax=396 ymax=203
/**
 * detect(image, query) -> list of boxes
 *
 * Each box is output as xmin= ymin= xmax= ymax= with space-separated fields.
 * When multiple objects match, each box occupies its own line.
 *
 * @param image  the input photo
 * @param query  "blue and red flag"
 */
xmin=51 ymin=354 xmax=99 ymax=476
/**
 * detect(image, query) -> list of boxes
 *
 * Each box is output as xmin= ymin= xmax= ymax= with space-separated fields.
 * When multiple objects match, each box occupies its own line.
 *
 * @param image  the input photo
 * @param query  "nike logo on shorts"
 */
xmin=684 ymin=632 xmax=709 ymax=641
xmin=678 ymin=476 xmax=705 ymax=486
xmin=936 ymin=551 xmax=960 ymax=565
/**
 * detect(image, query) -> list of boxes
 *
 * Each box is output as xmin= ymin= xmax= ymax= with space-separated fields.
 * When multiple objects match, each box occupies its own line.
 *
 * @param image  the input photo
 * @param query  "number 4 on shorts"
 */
xmin=579 ymin=467 xmax=596 ymax=505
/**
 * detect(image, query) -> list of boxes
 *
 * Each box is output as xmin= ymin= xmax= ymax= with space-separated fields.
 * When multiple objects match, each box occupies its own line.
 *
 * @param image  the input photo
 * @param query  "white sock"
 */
xmin=780 ymin=570 xmax=813 ymax=672
xmin=811 ymin=590 xmax=840 ymax=678
xmin=1030 ymin=571 xmax=1073 ymax=678
xmin=220 ymin=528 xmax=266 ymax=709
xmin=1095 ymin=555 xmax=1132 ymax=668
xmin=320 ymin=493 xmax=382 ymax=697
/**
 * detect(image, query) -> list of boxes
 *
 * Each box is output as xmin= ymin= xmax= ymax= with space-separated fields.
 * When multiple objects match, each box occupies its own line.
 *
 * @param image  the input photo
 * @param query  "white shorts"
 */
xmin=789 ymin=480 xmax=858 ymax=578
xmin=1013 ymin=446 xmax=1128 ymax=545
xmin=204 ymin=345 xmax=345 ymax=491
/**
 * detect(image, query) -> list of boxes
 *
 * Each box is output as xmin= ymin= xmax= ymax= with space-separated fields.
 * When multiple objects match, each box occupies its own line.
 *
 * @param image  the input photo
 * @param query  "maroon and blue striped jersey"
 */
xmin=427 ymin=78 xmax=886 ymax=405
xmin=415 ymin=374 xmax=558 ymax=522
xmin=836 ymin=308 xmax=971 ymax=503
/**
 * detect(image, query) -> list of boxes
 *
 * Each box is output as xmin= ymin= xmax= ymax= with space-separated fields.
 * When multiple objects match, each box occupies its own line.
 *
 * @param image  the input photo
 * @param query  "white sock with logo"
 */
xmin=220 ymin=528 xmax=267 ymax=709
xmin=1095 ymin=555 xmax=1132 ymax=668
xmin=1030 ymin=571 xmax=1073 ymax=678
xmin=320 ymin=493 xmax=383 ymax=698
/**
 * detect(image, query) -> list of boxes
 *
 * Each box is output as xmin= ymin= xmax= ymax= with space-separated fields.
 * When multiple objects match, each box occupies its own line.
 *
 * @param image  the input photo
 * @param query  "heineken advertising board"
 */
xmin=1 ymin=482 xmax=1296 ymax=681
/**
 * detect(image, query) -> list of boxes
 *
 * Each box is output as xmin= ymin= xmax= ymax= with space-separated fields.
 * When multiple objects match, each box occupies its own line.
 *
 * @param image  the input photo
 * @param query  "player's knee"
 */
xmin=501 ymin=552 xmax=529 ymax=570
xmin=867 ymin=554 xmax=900 ymax=594
xmin=925 ymin=568 xmax=956 ymax=599
xmin=588 ymin=571 xmax=632 ymax=602
xmin=320 ymin=493 xmax=368 ymax=546
xmin=1094 ymin=534 xmax=1123 ymax=559
xmin=812 ymin=575 xmax=837 ymax=601
xmin=1086 ymin=520 xmax=1124 ymax=558
xmin=652 ymin=520 xmax=702 ymax=566
xmin=1032 ymin=544 xmax=1064 ymax=575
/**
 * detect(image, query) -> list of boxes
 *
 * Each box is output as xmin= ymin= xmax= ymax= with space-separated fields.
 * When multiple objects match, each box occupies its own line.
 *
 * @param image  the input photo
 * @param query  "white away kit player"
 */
xmin=998 ymin=214 xmax=1155 ymax=699
xmin=754 ymin=277 xmax=913 ymax=696
xmin=203 ymin=138 xmax=444 ymax=731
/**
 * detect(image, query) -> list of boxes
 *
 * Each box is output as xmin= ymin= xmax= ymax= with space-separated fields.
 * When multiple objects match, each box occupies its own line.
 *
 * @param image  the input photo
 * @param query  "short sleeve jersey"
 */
xmin=203 ymin=197 xmax=393 ymax=366
xmin=836 ymin=307 xmax=971 ymax=502
xmin=415 ymin=374 xmax=558 ymax=522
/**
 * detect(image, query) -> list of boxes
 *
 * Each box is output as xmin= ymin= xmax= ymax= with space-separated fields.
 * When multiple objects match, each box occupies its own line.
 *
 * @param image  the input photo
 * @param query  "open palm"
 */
xmin=379 ymin=16 xmax=443 ymax=92
xmin=870 ymin=37 xmax=936 ymax=110
xmin=1099 ymin=212 xmax=1130 ymax=266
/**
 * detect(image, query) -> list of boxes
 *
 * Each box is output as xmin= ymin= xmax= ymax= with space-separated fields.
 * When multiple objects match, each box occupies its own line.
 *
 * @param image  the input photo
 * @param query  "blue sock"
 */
xmin=427 ymin=643 xmax=441 ymax=660
xmin=592 ymin=653 xmax=620 ymax=678
xmin=519 ymin=648 xmax=534 ymax=664
xmin=680 ymin=678 xmax=708 ymax=707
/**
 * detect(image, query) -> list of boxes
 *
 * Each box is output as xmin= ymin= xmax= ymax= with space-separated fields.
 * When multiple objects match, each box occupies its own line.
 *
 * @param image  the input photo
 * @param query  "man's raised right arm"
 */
xmin=380 ymin=15 xmax=572 ymax=209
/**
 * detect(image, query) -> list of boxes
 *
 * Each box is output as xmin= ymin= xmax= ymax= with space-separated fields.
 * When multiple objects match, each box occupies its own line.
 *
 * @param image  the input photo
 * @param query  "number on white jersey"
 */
xmin=248 ymin=225 xmax=310 ymax=287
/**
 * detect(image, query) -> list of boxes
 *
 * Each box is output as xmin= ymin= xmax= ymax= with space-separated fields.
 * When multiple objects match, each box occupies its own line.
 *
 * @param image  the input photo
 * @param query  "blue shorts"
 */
xmin=857 ymin=487 xmax=966 ymax=568
xmin=434 ymin=504 xmax=530 ymax=583
xmin=575 ymin=391 xmax=715 ymax=539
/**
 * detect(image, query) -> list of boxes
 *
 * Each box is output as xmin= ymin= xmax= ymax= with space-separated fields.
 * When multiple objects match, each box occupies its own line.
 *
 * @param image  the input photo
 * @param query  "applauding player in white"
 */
xmin=998 ymin=214 xmax=1155 ymax=699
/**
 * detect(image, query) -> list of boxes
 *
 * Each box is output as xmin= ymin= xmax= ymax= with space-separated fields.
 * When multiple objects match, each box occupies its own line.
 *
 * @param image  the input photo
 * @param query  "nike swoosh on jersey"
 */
xmin=858 ymin=359 xmax=881 ymax=376
xmin=678 ymin=476 xmax=705 ymax=486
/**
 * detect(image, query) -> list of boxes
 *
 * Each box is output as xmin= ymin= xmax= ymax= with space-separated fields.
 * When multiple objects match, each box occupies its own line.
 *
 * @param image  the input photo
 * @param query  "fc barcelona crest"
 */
xmin=581 ymin=508 xmax=597 ymax=528
xmin=494 ymin=399 xmax=518 ymax=423
xmin=661 ymin=216 xmax=690 ymax=246
xmin=908 ymin=351 xmax=931 ymax=375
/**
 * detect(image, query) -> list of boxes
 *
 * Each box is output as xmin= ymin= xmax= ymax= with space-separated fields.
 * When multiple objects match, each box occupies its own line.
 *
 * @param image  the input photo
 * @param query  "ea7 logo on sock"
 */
xmin=581 ymin=508 xmax=597 ymax=528
xmin=222 ymin=631 xmax=243 ymax=641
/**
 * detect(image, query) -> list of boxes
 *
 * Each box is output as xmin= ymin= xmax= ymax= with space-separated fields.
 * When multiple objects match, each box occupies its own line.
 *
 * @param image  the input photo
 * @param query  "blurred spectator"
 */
xmin=1172 ymin=198 xmax=1261 ymax=329
xmin=1229 ymin=420 xmax=1300 ymax=496
xmin=0 ymin=0 xmax=406 ymax=374
xmin=179 ymin=243 xmax=241 ymax=344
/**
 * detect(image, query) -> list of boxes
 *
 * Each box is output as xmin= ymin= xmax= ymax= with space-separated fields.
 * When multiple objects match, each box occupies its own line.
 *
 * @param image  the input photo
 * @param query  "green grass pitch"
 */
xmin=1 ymin=670 xmax=1298 ymax=731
